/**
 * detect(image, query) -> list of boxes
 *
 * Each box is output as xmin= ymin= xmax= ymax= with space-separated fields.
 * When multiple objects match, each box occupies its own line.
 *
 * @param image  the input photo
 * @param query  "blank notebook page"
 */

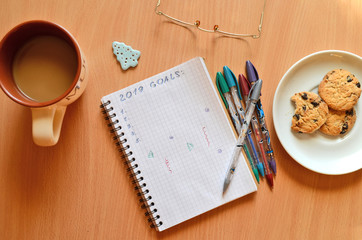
xmin=101 ymin=57 xmax=257 ymax=231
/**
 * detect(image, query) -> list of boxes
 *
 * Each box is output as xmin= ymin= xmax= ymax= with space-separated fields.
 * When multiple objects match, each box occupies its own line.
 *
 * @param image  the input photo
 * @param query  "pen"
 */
xmin=246 ymin=129 xmax=264 ymax=177
xmin=236 ymin=73 xmax=264 ymax=177
xmin=239 ymin=74 xmax=273 ymax=187
xmin=216 ymin=72 xmax=242 ymax=133
xmin=222 ymin=66 xmax=263 ymax=178
xmin=246 ymin=60 xmax=277 ymax=174
xmin=216 ymin=72 xmax=260 ymax=183
xmin=256 ymin=102 xmax=277 ymax=174
xmin=223 ymin=79 xmax=262 ymax=194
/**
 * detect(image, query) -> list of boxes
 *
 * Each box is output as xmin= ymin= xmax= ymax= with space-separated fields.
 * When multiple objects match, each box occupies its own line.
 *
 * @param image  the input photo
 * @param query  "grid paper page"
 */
xmin=101 ymin=57 xmax=257 ymax=231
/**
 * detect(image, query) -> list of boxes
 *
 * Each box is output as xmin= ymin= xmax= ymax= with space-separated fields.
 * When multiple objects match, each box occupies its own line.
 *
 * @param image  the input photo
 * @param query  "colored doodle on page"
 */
xmin=187 ymin=143 xmax=194 ymax=151
xmin=202 ymin=126 xmax=210 ymax=147
xmin=165 ymin=158 xmax=172 ymax=174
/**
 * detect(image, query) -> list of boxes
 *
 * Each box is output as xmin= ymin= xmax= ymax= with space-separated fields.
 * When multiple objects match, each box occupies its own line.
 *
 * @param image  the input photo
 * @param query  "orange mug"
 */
xmin=0 ymin=20 xmax=87 ymax=146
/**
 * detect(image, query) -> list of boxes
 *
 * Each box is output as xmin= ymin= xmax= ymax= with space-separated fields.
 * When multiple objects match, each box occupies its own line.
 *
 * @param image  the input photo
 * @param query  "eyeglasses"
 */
xmin=155 ymin=0 xmax=266 ymax=39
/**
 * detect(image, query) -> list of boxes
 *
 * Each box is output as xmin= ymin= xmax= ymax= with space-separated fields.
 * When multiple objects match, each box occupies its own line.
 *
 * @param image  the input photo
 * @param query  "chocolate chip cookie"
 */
xmin=319 ymin=108 xmax=356 ymax=136
xmin=291 ymin=92 xmax=329 ymax=133
xmin=318 ymin=69 xmax=361 ymax=111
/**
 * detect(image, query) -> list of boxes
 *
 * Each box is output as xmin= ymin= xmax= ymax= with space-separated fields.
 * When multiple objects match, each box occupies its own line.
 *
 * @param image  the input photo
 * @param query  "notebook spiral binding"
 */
xmin=100 ymin=100 xmax=163 ymax=229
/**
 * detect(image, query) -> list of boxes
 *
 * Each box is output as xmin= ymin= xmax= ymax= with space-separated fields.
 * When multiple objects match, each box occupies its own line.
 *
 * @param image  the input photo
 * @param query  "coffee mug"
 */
xmin=0 ymin=20 xmax=87 ymax=146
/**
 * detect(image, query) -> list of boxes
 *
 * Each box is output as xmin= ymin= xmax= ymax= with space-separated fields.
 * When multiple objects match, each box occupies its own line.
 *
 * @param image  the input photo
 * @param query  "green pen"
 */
xmin=216 ymin=72 xmax=260 ymax=183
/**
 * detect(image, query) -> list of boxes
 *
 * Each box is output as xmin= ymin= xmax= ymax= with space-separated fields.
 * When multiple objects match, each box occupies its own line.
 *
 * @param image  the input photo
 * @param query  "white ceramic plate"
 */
xmin=273 ymin=50 xmax=362 ymax=175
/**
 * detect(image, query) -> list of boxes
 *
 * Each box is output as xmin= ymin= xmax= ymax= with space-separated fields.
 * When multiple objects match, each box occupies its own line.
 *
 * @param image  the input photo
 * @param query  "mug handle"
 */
xmin=31 ymin=106 xmax=67 ymax=146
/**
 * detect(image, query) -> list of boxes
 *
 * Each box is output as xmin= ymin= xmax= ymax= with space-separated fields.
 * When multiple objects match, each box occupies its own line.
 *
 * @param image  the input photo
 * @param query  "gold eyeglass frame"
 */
xmin=155 ymin=0 xmax=266 ymax=39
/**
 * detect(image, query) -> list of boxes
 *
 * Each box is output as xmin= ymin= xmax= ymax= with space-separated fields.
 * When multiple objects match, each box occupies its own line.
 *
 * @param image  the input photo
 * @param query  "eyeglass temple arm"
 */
xmin=155 ymin=0 xmax=266 ymax=39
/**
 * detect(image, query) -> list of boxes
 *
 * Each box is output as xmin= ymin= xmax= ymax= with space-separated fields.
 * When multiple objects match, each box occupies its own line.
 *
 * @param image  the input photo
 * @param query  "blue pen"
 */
xmin=222 ymin=66 xmax=264 ymax=178
xmin=246 ymin=60 xmax=277 ymax=174
xmin=216 ymin=72 xmax=260 ymax=183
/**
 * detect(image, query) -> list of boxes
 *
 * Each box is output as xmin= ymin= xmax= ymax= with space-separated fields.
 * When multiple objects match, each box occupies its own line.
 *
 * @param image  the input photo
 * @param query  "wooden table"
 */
xmin=1 ymin=0 xmax=361 ymax=239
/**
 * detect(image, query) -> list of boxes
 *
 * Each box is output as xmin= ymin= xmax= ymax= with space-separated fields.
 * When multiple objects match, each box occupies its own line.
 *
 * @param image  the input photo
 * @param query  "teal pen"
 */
xmin=216 ymin=72 xmax=260 ymax=183
xmin=223 ymin=66 xmax=264 ymax=178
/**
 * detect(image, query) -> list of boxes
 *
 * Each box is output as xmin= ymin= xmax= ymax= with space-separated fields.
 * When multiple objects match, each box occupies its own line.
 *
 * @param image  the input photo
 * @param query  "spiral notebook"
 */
xmin=100 ymin=57 xmax=257 ymax=231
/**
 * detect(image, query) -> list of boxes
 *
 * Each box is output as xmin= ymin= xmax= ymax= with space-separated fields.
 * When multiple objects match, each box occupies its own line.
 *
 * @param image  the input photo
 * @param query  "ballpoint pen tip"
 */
xmin=269 ymin=160 xmax=277 ymax=175
xmin=222 ymin=180 xmax=229 ymax=194
xmin=266 ymin=174 xmax=274 ymax=188
xmin=256 ymin=162 xmax=265 ymax=177
xmin=253 ymin=168 xmax=260 ymax=183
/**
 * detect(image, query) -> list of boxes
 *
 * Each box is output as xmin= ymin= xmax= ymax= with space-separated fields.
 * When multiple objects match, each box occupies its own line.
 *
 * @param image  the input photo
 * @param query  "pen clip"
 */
xmin=256 ymin=101 xmax=264 ymax=118
xmin=216 ymin=72 xmax=229 ymax=108
xmin=223 ymin=66 xmax=243 ymax=100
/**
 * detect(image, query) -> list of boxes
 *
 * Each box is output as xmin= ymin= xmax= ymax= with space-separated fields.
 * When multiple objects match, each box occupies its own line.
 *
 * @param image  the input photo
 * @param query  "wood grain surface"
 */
xmin=0 ymin=0 xmax=361 ymax=239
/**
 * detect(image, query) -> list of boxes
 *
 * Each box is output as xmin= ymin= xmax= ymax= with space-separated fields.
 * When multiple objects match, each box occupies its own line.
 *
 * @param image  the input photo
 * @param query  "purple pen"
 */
xmin=246 ymin=61 xmax=277 ymax=175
